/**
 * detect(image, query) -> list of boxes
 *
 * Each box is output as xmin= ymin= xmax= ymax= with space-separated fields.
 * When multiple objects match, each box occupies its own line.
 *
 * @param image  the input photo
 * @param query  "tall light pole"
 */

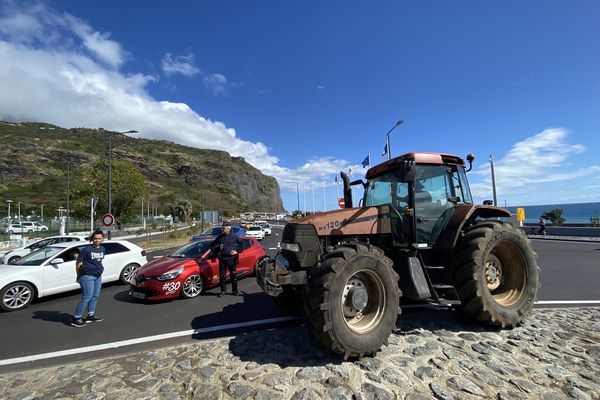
xmin=385 ymin=120 xmax=404 ymax=160
xmin=108 ymin=129 xmax=137 ymax=239
xmin=489 ymin=154 xmax=498 ymax=206
xmin=17 ymin=202 xmax=22 ymax=222
xmin=40 ymin=204 xmax=44 ymax=222
xmin=66 ymin=162 xmax=70 ymax=234
xmin=5 ymin=200 xmax=12 ymax=220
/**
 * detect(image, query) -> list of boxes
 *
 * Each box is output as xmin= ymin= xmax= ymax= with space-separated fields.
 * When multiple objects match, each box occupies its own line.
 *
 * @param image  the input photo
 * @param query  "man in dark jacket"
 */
xmin=210 ymin=225 xmax=244 ymax=297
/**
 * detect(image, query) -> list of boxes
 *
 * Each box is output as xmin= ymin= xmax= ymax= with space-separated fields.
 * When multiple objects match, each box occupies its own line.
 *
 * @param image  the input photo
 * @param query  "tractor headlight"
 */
xmin=156 ymin=266 xmax=184 ymax=281
xmin=281 ymin=242 xmax=300 ymax=252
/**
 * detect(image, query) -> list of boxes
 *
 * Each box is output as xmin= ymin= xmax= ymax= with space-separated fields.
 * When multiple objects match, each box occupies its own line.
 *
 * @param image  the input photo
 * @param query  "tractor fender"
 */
xmin=435 ymin=204 xmax=511 ymax=266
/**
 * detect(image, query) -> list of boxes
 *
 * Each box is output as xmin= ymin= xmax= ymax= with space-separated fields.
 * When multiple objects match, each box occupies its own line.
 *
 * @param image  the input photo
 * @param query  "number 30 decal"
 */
xmin=162 ymin=282 xmax=181 ymax=293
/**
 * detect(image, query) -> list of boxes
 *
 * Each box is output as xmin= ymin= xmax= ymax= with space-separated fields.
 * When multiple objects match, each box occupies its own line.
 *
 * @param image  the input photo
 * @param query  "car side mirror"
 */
xmin=50 ymin=258 xmax=64 ymax=265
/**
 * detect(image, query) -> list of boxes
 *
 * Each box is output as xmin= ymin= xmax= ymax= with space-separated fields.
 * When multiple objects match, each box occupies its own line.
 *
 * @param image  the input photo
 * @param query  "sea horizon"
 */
xmin=505 ymin=201 xmax=600 ymax=224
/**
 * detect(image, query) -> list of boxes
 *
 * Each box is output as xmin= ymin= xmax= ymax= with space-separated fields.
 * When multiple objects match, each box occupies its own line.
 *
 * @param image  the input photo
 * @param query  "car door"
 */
xmin=102 ymin=242 xmax=129 ymax=282
xmin=42 ymin=246 xmax=85 ymax=295
xmin=236 ymin=239 xmax=256 ymax=276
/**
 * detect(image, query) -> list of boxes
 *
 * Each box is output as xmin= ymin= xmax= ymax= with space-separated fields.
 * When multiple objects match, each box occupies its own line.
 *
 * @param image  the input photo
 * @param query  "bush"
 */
xmin=540 ymin=208 xmax=565 ymax=226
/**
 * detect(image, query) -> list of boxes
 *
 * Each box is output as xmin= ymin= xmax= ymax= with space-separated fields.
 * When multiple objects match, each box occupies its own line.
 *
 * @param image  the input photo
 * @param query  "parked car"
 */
xmin=245 ymin=226 xmax=265 ymax=240
xmin=0 ymin=240 xmax=147 ymax=311
xmin=129 ymin=236 xmax=266 ymax=301
xmin=190 ymin=225 xmax=245 ymax=242
xmin=257 ymin=222 xmax=272 ymax=236
xmin=1 ymin=235 xmax=88 ymax=264
xmin=19 ymin=221 xmax=49 ymax=232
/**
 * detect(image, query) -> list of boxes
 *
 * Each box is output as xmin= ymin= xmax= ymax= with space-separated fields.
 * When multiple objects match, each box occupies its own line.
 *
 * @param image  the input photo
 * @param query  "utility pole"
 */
xmin=200 ymin=175 xmax=205 ymax=232
xmin=66 ymin=162 xmax=70 ymax=235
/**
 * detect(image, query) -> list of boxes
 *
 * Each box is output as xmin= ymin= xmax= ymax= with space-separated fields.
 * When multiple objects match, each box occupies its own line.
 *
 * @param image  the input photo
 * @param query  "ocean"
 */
xmin=505 ymin=202 xmax=600 ymax=224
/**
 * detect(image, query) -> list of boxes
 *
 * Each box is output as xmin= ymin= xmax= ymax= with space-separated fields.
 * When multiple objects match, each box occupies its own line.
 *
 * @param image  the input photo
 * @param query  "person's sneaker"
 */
xmin=71 ymin=317 xmax=86 ymax=328
xmin=232 ymin=292 xmax=240 ymax=296
xmin=218 ymin=291 xmax=226 ymax=297
xmin=85 ymin=314 xmax=103 ymax=323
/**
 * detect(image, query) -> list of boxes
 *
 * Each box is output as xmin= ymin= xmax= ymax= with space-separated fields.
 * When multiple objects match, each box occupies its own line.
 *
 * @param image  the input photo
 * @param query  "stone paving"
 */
xmin=0 ymin=307 xmax=598 ymax=400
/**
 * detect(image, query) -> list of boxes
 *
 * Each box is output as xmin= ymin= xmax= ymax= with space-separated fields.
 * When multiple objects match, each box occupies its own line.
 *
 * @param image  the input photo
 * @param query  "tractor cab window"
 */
xmin=414 ymin=164 xmax=464 ymax=246
xmin=364 ymin=174 xmax=409 ymax=209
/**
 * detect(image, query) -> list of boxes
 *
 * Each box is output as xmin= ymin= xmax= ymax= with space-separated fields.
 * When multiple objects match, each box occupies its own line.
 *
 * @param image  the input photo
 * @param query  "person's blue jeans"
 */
xmin=74 ymin=275 xmax=102 ymax=318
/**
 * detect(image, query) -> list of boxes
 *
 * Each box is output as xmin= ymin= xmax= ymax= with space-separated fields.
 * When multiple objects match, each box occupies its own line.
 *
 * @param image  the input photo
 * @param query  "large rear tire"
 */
xmin=453 ymin=221 xmax=539 ymax=328
xmin=305 ymin=242 xmax=401 ymax=359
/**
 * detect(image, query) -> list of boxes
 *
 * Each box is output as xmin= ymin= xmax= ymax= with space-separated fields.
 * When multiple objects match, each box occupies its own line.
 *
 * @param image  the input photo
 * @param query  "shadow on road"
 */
xmin=223 ymin=305 xmax=500 ymax=368
xmin=31 ymin=310 xmax=73 ymax=326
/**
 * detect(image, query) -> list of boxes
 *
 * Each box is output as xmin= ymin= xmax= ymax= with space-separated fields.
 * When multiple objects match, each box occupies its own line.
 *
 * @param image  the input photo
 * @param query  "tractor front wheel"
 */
xmin=453 ymin=221 xmax=539 ymax=327
xmin=305 ymin=243 xmax=400 ymax=359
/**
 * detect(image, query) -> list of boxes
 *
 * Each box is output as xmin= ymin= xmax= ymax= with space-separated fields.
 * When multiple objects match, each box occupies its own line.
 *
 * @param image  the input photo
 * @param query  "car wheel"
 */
xmin=27 ymin=229 xmax=33 ymax=233
xmin=7 ymin=230 xmax=13 ymax=235
xmin=41 ymin=228 xmax=47 ymax=232
xmin=181 ymin=274 xmax=204 ymax=298
xmin=7 ymin=256 xmax=21 ymax=264
xmin=120 ymin=263 xmax=141 ymax=284
xmin=0 ymin=282 xmax=35 ymax=312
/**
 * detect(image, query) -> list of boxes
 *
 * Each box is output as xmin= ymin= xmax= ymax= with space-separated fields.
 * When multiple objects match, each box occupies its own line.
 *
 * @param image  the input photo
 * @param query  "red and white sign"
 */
xmin=101 ymin=213 xmax=115 ymax=227
xmin=338 ymin=198 xmax=345 ymax=209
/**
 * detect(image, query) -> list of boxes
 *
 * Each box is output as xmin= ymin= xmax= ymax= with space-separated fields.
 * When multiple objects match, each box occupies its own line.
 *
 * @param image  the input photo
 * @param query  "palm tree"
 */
xmin=173 ymin=199 xmax=192 ymax=223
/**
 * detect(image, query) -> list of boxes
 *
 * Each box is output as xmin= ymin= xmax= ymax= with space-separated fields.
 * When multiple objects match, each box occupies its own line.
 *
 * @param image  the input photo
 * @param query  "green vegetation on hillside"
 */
xmin=0 ymin=121 xmax=284 ymax=222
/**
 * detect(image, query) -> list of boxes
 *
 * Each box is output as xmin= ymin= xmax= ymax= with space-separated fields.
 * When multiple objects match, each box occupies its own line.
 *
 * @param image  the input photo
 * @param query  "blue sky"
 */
xmin=1 ymin=0 xmax=599 ymax=212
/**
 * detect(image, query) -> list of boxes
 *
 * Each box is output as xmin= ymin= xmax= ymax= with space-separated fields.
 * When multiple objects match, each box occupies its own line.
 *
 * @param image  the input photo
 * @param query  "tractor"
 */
xmin=257 ymin=152 xmax=539 ymax=359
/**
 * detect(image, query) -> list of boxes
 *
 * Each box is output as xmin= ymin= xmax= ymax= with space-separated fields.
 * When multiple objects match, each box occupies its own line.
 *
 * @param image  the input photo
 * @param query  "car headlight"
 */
xmin=156 ymin=266 xmax=184 ymax=281
xmin=281 ymin=242 xmax=300 ymax=252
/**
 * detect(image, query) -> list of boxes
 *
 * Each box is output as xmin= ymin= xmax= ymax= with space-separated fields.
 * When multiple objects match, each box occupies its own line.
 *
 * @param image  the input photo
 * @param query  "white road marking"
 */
xmin=535 ymin=300 xmax=600 ymax=305
xmin=0 ymin=316 xmax=298 ymax=366
xmin=2 ymin=299 xmax=598 ymax=366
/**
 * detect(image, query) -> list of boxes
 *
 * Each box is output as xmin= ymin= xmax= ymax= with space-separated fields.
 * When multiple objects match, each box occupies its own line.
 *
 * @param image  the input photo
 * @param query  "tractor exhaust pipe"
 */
xmin=340 ymin=172 xmax=352 ymax=208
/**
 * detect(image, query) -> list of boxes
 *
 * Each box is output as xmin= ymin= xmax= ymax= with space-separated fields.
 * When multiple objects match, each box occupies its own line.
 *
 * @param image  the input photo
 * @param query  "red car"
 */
xmin=129 ymin=236 xmax=266 ymax=301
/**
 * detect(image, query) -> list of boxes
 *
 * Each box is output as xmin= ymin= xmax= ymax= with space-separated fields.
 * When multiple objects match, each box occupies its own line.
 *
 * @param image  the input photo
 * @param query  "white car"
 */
xmin=1 ymin=235 xmax=88 ymax=264
xmin=245 ymin=226 xmax=265 ymax=240
xmin=257 ymin=222 xmax=272 ymax=235
xmin=19 ymin=221 xmax=49 ymax=232
xmin=0 ymin=240 xmax=148 ymax=311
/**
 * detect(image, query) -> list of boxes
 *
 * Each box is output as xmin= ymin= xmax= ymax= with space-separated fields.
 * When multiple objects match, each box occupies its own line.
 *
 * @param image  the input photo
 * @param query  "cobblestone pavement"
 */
xmin=1 ymin=307 xmax=598 ymax=400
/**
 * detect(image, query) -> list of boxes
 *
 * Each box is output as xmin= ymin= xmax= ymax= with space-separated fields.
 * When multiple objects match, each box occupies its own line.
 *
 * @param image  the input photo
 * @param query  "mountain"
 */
xmin=0 ymin=121 xmax=285 ymax=219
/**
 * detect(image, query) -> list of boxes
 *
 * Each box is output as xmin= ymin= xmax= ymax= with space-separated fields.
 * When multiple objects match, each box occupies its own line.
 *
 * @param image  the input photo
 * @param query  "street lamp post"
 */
xmin=107 ymin=129 xmax=137 ymax=239
xmin=5 ymin=200 xmax=12 ymax=220
xmin=66 ymin=162 xmax=70 ymax=235
xmin=385 ymin=120 xmax=404 ymax=160
xmin=18 ymin=202 xmax=22 ymax=222
xmin=40 ymin=204 xmax=44 ymax=222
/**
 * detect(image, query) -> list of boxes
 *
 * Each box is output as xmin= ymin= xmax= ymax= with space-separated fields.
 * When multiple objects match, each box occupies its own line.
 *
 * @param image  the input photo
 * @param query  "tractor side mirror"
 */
xmin=483 ymin=200 xmax=493 ymax=205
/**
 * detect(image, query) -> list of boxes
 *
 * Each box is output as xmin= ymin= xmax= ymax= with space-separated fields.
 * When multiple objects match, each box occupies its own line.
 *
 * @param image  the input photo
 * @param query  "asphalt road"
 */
xmin=0 ymin=228 xmax=598 ymax=365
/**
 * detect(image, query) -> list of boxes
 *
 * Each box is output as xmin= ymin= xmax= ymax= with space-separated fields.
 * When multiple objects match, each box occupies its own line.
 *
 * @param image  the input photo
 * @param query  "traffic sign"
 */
xmin=101 ymin=213 xmax=115 ymax=227
xmin=338 ymin=198 xmax=345 ymax=209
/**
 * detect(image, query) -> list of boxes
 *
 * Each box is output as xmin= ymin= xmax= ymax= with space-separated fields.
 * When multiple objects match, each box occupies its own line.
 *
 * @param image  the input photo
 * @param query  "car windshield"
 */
xmin=27 ymin=238 xmax=53 ymax=250
xmin=171 ymin=241 xmax=212 ymax=258
xmin=248 ymin=226 xmax=261 ymax=231
xmin=202 ymin=227 xmax=223 ymax=235
xmin=13 ymin=246 xmax=65 ymax=266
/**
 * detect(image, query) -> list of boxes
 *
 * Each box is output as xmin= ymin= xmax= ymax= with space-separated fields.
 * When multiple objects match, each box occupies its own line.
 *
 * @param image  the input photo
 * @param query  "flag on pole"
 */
xmin=381 ymin=143 xmax=388 ymax=157
xmin=335 ymin=175 xmax=338 ymax=184
xmin=361 ymin=154 xmax=370 ymax=168
xmin=348 ymin=168 xmax=352 ymax=175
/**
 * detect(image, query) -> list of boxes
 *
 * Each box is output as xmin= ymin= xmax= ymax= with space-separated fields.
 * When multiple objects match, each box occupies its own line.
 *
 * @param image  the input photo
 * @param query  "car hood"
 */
xmin=0 ymin=263 xmax=33 ymax=279
xmin=137 ymin=256 xmax=199 ymax=276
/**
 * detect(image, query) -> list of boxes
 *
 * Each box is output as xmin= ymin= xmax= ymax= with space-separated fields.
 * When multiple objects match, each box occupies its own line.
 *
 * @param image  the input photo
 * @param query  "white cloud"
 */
xmin=469 ymin=128 xmax=600 ymax=201
xmin=0 ymin=1 xmax=126 ymax=68
xmin=0 ymin=1 xmax=361 ymax=193
xmin=161 ymin=52 xmax=201 ymax=77
xmin=203 ymin=73 xmax=229 ymax=96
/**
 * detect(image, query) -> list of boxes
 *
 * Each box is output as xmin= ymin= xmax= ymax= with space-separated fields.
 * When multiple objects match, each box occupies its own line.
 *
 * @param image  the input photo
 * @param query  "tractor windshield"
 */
xmin=364 ymin=163 xmax=473 ymax=247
